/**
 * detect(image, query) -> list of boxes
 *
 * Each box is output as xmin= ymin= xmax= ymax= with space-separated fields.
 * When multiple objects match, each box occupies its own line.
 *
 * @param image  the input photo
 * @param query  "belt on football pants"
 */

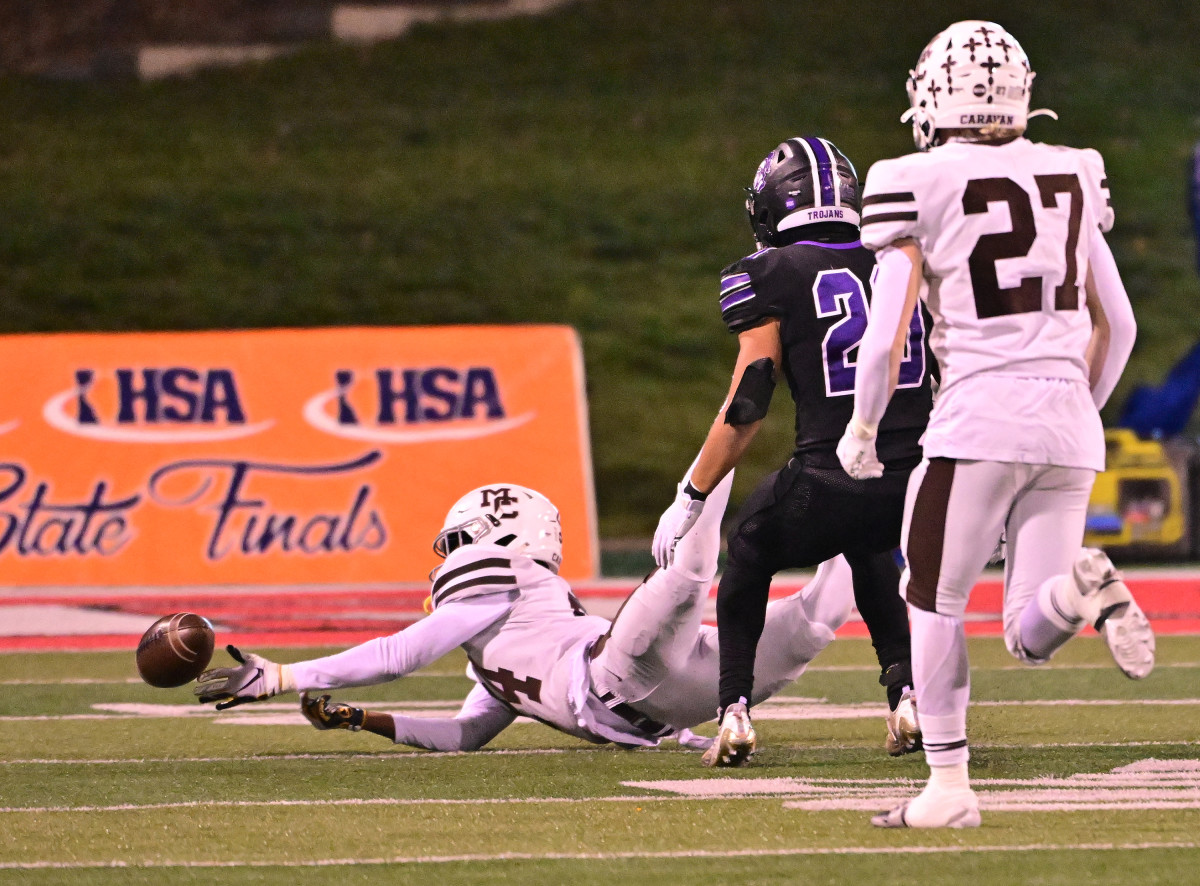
xmin=595 ymin=690 xmax=673 ymax=739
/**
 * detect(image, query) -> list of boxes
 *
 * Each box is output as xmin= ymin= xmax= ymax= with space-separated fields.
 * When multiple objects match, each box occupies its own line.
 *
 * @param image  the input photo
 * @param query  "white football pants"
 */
xmin=591 ymin=468 xmax=853 ymax=728
xmin=901 ymin=457 xmax=1095 ymax=765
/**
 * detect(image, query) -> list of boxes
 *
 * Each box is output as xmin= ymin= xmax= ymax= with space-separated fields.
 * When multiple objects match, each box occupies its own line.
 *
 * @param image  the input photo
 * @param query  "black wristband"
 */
xmin=683 ymin=481 xmax=709 ymax=501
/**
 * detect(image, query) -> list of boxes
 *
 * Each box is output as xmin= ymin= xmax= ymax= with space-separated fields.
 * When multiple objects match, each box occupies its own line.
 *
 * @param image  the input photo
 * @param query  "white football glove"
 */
xmin=194 ymin=645 xmax=290 ymax=710
xmin=652 ymin=481 xmax=707 ymax=568
xmin=837 ymin=417 xmax=884 ymax=480
xmin=300 ymin=692 xmax=365 ymax=731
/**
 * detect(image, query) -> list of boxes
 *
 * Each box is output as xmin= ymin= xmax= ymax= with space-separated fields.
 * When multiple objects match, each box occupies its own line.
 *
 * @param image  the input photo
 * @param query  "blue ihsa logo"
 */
xmin=44 ymin=367 xmax=273 ymax=442
xmin=303 ymin=366 xmax=534 ymax=443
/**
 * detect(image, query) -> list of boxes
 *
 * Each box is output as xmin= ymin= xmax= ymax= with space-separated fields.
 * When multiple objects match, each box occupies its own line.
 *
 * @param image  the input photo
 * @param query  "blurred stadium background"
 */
xmin=1 ymin=0 xmax=1199 ymax=562
xmin=5 ymin=6 xmax=1200 ymax=881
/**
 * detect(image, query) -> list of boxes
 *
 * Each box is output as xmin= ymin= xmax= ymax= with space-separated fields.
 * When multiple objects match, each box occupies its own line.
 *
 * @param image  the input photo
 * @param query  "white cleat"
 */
xmin=701 ymin=701 xmax=757 ymax=767
xmin=1072 ymin=548 xmax=1156 ymax=680
xmin=871 ymin=787 xmax=981 ymax=829
xmin=885 ymin=689 xmax=922 ymax=757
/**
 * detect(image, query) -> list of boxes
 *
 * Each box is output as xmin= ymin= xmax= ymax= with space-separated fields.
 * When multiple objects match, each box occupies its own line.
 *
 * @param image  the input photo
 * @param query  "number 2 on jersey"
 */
xmin=812 ymin=268 xmax=925 ymax=397
xmin=963 ymin=174 xmax=1083 ymax=319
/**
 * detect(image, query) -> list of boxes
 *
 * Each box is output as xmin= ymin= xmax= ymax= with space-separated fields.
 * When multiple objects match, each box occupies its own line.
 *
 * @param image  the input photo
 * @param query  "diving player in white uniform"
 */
xmin=836 ymin=20 xmax=1154 ymax=828
xmin=195 ymin=469 xmax=853 ymax=752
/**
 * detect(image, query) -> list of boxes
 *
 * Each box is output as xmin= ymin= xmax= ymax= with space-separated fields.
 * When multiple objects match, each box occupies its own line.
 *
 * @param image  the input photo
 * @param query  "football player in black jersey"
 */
xmin=652 ymin=136 xmax=934 ymax=766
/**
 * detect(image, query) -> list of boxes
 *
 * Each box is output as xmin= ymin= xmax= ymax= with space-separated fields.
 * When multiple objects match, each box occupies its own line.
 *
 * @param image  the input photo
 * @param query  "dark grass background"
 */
xmin=2 ymin=0 xmax=1198 ymax=535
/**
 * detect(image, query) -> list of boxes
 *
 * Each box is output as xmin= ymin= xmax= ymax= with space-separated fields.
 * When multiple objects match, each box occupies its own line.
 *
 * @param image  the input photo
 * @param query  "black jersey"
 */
xmin=718 ymin=238 xmax=933 ymax=469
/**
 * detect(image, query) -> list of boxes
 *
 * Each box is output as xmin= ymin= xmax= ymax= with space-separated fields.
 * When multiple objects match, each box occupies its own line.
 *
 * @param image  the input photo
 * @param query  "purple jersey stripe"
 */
xmin=790 ymin=239 xmax=862 ymax=250
xmin=720 ymin=272 xmax=751 ymax=296
xmin=720 ymin=285 xmax=756 ymax=312
xmin=803 ymin=137 xmax=836 ymax=208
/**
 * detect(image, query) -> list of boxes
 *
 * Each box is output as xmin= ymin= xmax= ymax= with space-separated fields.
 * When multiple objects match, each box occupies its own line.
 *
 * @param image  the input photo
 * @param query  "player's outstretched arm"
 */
xmin=195 ymin=599 xmax=510 ymax=710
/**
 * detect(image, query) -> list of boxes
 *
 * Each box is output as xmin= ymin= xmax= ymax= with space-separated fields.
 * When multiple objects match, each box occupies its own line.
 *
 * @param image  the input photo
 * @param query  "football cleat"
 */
xmin=701 ymin=701 xmax=757 ymax=767
xmin=1071 ymin=548 xmax=1155 ymax=680
xmin=884 ymin=689 xmax=922 ymax=757
xmin=872 ymin=787 xmax=981 ymax=829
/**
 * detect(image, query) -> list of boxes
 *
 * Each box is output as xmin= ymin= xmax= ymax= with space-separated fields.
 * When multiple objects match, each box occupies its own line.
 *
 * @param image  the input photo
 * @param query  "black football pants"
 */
xmin=716 ymin=456 xmax=913 ymax=713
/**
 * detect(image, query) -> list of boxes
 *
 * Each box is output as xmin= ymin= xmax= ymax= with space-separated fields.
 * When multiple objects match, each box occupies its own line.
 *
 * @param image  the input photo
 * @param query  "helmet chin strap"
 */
xmin=1028 ymin=108 xmax=1059 ymax=120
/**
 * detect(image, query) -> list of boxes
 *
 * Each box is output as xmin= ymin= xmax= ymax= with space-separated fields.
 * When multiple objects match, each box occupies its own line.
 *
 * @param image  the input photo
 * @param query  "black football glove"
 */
xmin=300 ymin=691 xmax=365 ymax=731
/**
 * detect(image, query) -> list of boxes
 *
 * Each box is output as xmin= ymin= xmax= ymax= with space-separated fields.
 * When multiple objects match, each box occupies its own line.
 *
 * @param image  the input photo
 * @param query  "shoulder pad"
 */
xmin=719 ymin=248 xmax=786 ymax=334
xmin=860 ymin=157 xmax=922 ymax=251
xmin=430 ymin=545 xmax=521 ymax=609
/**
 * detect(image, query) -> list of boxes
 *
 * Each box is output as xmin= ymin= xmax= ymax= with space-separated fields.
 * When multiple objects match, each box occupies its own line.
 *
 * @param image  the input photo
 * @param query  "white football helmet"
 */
xmin=433 ymin=484 xmax=563 ymax=572
xmin=904 ymin=21 xmax=1051 ymax=151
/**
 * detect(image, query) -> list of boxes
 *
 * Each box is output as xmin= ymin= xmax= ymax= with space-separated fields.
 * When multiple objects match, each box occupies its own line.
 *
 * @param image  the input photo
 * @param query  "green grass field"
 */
xmin=4 ymin=635 xmax=1199 ymax=883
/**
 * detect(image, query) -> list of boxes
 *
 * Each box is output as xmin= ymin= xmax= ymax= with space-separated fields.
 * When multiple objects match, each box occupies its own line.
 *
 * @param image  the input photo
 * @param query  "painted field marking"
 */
xmin=9 ymin=691 xmax=1200 ymax=720
xmin=5 ymin=695 xmax=1200 ymax=726
xmin=6 ymin=759 xmax=1200 ymax=816
xmin=0 ymin=672 xmax=469 ymax=685
xmin=2 ymin=841 xmax=1198 ymax=870
xmin=3 ymin=740 xmax=1198 ymax=767
xmin=626 ymin=758 xmax=1200 ymax=813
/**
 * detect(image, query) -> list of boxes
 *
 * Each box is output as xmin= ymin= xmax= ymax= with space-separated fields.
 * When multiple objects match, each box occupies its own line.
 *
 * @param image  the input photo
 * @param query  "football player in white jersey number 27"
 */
xmin=835 ymin=20 xmax=1155 ymax=828
xmin=194 ymin=467 xmax=854 ymax=753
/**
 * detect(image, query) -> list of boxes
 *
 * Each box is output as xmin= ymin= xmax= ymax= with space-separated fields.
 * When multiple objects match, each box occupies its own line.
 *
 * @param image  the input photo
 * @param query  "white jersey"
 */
xmin=860 ymin=137 xmax=1113 ymax=470
xmin=428 ymin=544 xmax=655 ymax=745
xmin=289 ymin=543 xmax=705 ymax=748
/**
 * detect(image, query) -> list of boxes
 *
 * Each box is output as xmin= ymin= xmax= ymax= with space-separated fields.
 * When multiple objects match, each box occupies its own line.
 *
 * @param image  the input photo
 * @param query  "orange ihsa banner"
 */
xmin=0 ymin=326 xmax=597 ymax=586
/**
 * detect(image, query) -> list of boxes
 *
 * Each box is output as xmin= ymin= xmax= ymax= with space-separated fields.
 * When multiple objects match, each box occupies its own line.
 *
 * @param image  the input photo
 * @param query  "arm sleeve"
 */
xmin=1088 ymin=225 xmax=1136 ymax=409
xmin=852 ymin=246 xmax=917 ymax=429
xmin=286 ymin=595 xmax=512 ymax=690
xmin=390 ymin=682 xmax=517 ymax=751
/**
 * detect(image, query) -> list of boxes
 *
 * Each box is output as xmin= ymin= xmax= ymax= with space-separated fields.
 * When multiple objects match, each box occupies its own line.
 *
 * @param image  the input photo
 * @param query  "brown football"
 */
xmin=135 ymin=613 xmax=215 ymax=688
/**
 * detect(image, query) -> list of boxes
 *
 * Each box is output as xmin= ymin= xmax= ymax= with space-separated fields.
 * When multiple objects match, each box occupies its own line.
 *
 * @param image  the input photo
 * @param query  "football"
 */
xmin=135 ymin=613 xmax=216 ymax=688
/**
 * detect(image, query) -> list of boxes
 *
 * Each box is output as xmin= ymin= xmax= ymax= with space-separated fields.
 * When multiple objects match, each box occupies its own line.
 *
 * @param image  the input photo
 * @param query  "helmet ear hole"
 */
xmin=494 ymin=534 xmax=517 ymax=547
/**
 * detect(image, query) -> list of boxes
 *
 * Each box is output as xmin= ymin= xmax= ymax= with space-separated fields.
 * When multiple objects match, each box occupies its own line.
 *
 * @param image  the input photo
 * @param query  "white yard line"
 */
xmin=0 ymin=672 xmax=468 ymax=685
xmin=2 ymin=661 xmax=1197 ymax=686
xmin=0 ymin=739 xmax=1195 ymax=767
xmin=0 ymin=794 xmax=680 ymax=814
xmin=0 ymin=749 xmax=574 ymax=765
xmin=2 ymin=842 xmax=1197 ymax=869
xmin=5 ymin=695 xmax=1200 ymax=724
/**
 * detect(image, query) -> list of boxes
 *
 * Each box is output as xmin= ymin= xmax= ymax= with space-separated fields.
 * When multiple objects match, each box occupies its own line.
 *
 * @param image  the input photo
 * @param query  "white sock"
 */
xmin=910 ymin=607 xmax=970 ymax=767
xmin=927 ymin=761 xmax=971 ymax=794
xmin=1017 ymin=575 xmax=1081 ymax=662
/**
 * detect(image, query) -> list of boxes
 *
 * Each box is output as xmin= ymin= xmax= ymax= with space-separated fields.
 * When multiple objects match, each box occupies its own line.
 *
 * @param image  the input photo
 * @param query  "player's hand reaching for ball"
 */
xmin=194 ymin=645 xmax=291 ymax=709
